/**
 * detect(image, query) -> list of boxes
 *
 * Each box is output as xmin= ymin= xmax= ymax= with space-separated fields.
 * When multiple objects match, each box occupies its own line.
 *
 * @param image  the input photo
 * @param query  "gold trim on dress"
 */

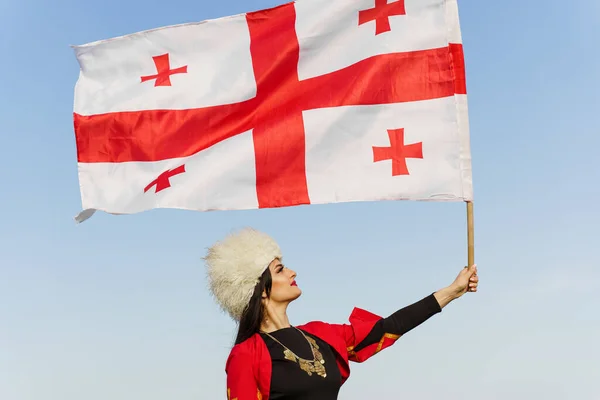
xmin=227 ymin=388 xmax=237 ymax=400
xmin=375 ymin=333 xmax=401 ymax=353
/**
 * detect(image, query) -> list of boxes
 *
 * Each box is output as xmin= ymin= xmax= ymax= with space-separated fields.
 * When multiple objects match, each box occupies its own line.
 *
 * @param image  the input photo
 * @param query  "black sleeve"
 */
xmin=353 ymin=293 xmax=442 ymax=352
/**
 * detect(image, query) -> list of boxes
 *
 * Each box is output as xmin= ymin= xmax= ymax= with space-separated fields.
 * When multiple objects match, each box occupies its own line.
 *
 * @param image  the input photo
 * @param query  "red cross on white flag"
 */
xmin=71 ymin=0 xmax=473 ymax=222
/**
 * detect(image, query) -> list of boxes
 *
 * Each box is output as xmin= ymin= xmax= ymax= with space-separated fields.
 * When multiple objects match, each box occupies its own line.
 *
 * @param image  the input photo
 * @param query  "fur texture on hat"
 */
xmin=204 ymin=228 xmax=282 ymax=321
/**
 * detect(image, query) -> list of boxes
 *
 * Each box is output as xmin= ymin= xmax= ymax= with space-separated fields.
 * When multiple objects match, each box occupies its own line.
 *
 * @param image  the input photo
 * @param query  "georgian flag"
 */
xmin=72 ymin=0 xmax=473 ymax=222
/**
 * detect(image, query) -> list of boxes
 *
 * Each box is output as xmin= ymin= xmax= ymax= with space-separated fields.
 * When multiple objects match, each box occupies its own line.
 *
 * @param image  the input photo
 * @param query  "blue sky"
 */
xmin=1 ymin=0 xmax=599 ymax=399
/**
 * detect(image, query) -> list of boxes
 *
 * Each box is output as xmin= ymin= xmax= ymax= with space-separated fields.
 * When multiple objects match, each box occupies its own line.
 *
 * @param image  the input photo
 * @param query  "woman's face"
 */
xmin=265 ymin=258 xmax=302 ymax=304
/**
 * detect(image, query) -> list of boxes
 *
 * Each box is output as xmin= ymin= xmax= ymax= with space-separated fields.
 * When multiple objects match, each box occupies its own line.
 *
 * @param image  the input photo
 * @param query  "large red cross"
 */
xmin=140 ymin=53 xmax=188 ymax=87
xmin=74 ymin=4 xmax=466 ymax=209
xmin=373 ymin=128 xmax=422 ymax=176
xmin=359 ymin=0 xmax=406 ymax=35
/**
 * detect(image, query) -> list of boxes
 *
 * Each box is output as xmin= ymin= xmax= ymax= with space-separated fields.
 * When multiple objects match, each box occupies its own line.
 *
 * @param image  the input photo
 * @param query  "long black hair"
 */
xmin=235 ymin=267 xmax=272 ymax=345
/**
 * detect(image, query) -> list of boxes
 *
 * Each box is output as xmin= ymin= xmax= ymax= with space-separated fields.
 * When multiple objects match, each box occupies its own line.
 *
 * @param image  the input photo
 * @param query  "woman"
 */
xmin=204 ymin=228 xmax=478 ymax=400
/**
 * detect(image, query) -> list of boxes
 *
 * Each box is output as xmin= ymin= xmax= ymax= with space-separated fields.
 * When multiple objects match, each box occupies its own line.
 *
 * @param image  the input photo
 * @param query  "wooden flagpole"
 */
xmin=466 ymin=201 xmax=474 ymax=266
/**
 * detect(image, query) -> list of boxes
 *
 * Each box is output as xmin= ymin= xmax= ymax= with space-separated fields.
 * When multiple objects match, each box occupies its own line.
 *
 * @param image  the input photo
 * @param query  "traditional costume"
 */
xmin=205 ymin=229 xmax=442 ymax=400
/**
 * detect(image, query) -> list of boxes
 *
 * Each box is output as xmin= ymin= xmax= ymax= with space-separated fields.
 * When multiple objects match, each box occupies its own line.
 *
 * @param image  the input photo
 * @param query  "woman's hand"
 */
xmin=451 ymin=264 xmax=478 ymax=297
xmin=434 ymin=264 xmax=478 ymax=309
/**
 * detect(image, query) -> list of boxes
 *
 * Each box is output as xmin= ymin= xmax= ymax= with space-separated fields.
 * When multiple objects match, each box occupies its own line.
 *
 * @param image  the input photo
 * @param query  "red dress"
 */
xmin=225 ymin=307 xmax=402 ymax=400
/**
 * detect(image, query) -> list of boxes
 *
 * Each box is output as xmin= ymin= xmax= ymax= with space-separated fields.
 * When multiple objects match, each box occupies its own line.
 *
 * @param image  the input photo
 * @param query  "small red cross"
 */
xmin=144 ymin=164 xmax=186 ymax=193
xmin=373 ymin=128 xmax=422 ymax=176
xmin=359 ymin=0 xmax=406 ymax=35
xmin=140 ymin=53 xmax=188 ymax=87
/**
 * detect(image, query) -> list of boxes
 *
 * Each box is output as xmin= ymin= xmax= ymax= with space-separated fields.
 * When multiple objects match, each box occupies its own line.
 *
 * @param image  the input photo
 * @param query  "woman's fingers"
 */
xmin=469 ymin=277 xmax=479 ymax=291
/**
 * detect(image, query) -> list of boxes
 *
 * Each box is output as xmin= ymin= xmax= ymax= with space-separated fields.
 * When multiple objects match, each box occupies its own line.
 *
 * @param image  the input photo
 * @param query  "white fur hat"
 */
xmin=204 ymin=228 xmax=282 ymax=321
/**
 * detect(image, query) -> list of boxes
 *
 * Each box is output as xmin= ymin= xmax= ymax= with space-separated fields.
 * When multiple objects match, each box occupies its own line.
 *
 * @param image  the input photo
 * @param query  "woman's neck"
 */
xmin=260 ymin=302 xmax=291 ymax=333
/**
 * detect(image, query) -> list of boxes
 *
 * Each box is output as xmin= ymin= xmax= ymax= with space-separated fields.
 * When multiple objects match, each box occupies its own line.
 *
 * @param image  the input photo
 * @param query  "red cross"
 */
xmin=140 ymin=53 xmax=188 ymax=87
xmin=75 ymin=5 xmax=466 ymax=207
xmin=359 ymin=0 xmax=406 ymax=35
xmin=144 ymin=164 xmax=186 ymax=193
xmin=373 ymin=128 xmax=422 ymax=176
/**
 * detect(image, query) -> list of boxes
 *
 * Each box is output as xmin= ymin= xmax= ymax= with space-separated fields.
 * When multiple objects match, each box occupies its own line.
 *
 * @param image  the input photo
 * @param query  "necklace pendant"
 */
xmin=268 ymin=328 xmax=329 ymax=379
xmin=299 ymin=359 xmax=313 ymax=376
xmin=314 ymin=362 xmax=327 ymax=378
xmin=283 ymin=349 xmax=296 ymax=363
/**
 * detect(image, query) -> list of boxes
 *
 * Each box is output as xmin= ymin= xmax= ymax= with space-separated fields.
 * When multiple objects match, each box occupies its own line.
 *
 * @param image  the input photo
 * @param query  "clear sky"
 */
xmin=1 ymin=0 xmax=599 ymax=399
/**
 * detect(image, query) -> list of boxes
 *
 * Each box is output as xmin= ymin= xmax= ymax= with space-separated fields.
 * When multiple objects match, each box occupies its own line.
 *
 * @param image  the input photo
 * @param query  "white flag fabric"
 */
xmin=72 ymin=0 xmax=473 ymax=222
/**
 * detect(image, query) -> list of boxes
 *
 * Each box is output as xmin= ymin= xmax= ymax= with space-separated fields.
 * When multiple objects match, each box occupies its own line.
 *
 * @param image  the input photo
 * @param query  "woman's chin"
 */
xmin=289 ymin=288 xmax=302 ymax=301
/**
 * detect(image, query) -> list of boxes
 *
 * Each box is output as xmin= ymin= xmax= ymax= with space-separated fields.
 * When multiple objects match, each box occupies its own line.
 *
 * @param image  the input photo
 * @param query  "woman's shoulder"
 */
xmin=228 ymin=333 xmax=261 ymax=354
xmin=297 ymin=320 xmax=344 ymax=345
xmin=299 ymin=307 xmax=383 ymax=330
xmin=298 ymin=308 xmax=385 ymax=348
xmin=226 ymin=332 xmax=270 ymax=367
xmin=226 ymin=335 xmax=258 ymax=372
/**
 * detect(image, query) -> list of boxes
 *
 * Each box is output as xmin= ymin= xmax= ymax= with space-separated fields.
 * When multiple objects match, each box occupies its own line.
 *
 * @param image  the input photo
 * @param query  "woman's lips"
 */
xmin=291 ymin=281 xmax=297 ymax=286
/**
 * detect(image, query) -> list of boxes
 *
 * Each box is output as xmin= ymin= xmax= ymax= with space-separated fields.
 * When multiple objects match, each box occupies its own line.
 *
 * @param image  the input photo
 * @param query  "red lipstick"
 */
xmin=291 ymin=280 xmax=297 ymax=286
